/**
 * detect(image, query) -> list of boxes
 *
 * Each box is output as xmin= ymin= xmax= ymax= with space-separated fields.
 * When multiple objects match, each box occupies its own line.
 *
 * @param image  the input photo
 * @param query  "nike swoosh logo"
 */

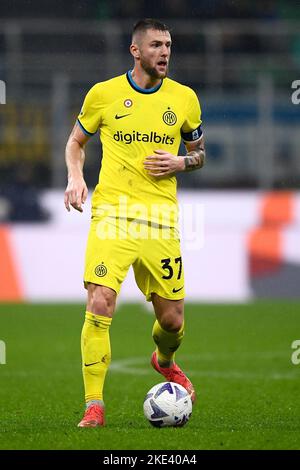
xmin=84 ymin=361 xmax=100 ymax=367
xmin=115 ymin=113 xmax=131 ymax=119
xmin=172 ymin=286 xmax=184 ymax=293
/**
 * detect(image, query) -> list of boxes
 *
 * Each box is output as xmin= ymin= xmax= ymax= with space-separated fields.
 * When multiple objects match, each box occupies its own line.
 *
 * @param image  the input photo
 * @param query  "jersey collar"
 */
xmin=126 ymin=70 xmax=163 ymax=94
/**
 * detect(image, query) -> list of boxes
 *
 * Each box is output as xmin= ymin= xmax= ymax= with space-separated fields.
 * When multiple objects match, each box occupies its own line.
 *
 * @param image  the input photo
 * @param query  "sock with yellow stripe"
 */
xmin=81 ymin=311 xmax=112 ymax=403
xmin=152 ymin=319 xmax=184 ymax=367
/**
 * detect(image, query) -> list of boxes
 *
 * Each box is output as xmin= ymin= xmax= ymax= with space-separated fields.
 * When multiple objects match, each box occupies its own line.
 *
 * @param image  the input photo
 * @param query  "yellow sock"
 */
xmin=81 ymin=311 xmax=112 ymax=403
xmin=152 ymin=320 xmax=184 ymax=366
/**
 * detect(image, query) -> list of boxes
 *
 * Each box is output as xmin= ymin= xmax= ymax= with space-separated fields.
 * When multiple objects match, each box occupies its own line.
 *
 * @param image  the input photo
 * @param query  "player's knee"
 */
xmin=159 ymin=308 xmax=184 ymax=333
xmin=91 ymin=296 xmax=113 ymax=316
xmin=88 ymin=287 xmax=115 ymax=317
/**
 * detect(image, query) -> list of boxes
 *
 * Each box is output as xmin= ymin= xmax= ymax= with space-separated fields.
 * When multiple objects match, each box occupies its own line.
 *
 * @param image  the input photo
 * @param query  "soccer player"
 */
xmin=64 ymin=18 xmax=205 ymax=427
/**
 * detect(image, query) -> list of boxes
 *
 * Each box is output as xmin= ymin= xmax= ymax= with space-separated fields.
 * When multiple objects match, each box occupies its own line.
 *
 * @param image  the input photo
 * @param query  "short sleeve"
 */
xmin=77 ymin=84 xmax=102 ymax=136
xmin=180 ymin=89 xmax=203 ymax=143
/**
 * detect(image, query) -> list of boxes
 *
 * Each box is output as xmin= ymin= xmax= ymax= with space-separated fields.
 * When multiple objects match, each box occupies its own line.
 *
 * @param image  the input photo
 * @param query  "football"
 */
xmin=143 ymin=382 xmax=192 ymax=428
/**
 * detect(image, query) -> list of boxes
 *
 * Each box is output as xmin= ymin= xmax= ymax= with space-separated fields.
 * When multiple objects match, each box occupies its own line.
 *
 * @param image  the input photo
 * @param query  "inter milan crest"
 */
xmin=95 ymin=263 xmax=107 ymax=277
xmin=163 ymin=108 xmax=177 ymax=126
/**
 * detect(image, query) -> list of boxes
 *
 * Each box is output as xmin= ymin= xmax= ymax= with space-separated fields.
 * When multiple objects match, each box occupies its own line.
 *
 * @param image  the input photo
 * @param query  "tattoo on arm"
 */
xmin=184 ymin=144 xmax=206 ymax=172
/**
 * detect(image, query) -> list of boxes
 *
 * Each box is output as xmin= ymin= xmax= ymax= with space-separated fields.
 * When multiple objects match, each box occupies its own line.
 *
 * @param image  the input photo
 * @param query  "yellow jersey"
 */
xmin=77 ymin=71 xmax=202 ymax=226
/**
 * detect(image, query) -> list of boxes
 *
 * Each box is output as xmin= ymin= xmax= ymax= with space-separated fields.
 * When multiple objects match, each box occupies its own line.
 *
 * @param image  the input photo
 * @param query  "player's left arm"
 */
xmin=143 ymin=137 xmax=205 ymax=177
xmin=144 ymin=88 xmax=205 ymax=177
xmin=183 ymin=136 xmax=206 ymax=171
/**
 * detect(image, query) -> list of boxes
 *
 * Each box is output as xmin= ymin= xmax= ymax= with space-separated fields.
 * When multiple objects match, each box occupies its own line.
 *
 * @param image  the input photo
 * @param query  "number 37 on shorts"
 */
xmin=84 ymin=220 xmax=185 ymax=301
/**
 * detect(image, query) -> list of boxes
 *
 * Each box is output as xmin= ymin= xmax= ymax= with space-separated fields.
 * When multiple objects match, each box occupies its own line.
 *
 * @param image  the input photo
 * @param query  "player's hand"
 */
xmin=144 ymin=150 xmax=185 ymax=177
xmin=64 ymin=176 xmax=88 ymax=212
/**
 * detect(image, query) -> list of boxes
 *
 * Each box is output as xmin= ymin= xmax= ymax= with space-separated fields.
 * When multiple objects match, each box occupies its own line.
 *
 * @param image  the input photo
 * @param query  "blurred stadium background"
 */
xmin=0 ymin=0 xmax=300 ymax=450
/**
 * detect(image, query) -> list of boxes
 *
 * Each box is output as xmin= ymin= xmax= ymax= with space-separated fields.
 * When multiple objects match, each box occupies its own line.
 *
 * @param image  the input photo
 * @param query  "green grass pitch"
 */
xmin=0 ymin=301 xmax=300 ymax=450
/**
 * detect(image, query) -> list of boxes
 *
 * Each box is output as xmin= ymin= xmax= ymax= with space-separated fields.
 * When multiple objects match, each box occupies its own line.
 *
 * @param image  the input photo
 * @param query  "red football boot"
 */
xmin=77 ymin=404 xmax=105 ymax=428
xmin=151 ymin=351 xmax=196 ymax=403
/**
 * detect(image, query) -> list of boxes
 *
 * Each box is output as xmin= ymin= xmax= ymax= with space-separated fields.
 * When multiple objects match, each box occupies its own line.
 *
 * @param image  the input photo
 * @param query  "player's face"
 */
xmin=139 ymin=29 xmax=171 ymax=79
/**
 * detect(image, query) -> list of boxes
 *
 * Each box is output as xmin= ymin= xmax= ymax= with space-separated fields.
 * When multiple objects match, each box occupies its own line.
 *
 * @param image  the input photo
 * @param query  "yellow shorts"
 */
xmin=84 ymin=217 xmax=185 ymax=301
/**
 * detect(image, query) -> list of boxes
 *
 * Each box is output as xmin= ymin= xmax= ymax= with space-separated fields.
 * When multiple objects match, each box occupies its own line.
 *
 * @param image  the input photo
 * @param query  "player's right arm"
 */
xmin=64 ymin=123 xmax=89 ymax=213
xmin=64 ymin=83 xmax=102 ymax=212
